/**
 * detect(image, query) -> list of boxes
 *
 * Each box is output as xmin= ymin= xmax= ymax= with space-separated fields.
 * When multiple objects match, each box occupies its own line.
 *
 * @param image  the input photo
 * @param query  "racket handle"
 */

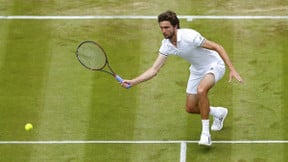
xmin=115 ymin=75 xmax=131 ymax=89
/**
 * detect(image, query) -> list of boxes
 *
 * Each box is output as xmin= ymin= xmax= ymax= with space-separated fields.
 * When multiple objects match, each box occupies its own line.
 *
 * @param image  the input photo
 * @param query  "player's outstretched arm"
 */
xmin=121 ymin=54 xmax=167 ymax=88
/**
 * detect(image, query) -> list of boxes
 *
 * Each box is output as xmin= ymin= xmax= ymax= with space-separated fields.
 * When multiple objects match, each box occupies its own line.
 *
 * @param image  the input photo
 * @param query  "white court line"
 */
xmin=0 ymin=140 xmax=288 ymax=144
xmin=0 ymin=15 xmax=288 ymax=20
xmin=1 ymin=140 xmax=287 ymax=162
xmin=180 ymin=141 xmax=187 ymax=162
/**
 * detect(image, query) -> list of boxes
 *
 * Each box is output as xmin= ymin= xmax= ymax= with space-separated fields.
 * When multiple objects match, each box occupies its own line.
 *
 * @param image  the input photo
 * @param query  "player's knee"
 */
xmin=197 ymin=87 xmax=208 ymax=97
xmin=185 ymin=105 xmax=199 ymax=114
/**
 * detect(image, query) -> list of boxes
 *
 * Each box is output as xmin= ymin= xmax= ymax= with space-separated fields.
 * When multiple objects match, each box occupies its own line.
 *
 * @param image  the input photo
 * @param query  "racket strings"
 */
xmin=77 ymin=43 xmax=107 ymax=70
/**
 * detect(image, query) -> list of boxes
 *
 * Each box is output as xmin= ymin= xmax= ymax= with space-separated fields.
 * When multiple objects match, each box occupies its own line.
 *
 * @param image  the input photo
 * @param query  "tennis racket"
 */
xmin=76 ymin=40 xmax=130 ymax=88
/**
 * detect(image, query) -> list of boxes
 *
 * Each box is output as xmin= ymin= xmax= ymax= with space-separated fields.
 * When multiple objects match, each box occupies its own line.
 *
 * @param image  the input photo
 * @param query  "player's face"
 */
xmin=159 ymin=21 xmax=177 ymax=39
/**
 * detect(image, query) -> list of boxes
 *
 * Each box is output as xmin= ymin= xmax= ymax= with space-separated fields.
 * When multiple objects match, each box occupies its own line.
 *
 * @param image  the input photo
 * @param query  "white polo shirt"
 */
xmin=159 ymin=29 xmax=224 ymax=73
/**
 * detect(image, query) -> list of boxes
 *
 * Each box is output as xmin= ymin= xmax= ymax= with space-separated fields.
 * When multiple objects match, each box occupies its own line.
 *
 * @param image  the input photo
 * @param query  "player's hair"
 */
xmin=158 ymin=10 xmax=180 ymax=29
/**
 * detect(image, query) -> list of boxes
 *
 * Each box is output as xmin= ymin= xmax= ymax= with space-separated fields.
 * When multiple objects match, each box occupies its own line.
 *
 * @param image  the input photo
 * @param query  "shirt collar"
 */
xmin=177 ymin=29 xmax=182 ymax=42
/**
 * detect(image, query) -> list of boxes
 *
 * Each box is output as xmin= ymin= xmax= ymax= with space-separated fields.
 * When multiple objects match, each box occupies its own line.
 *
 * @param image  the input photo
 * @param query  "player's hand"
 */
xmin=229 ymin=70 xmax=244 ymax=83
xmin=121 ymin=80 xmax=133 ymax=89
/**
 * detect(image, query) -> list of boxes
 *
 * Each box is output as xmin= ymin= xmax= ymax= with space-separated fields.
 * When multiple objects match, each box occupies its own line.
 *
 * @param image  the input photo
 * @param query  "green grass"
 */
xmin=187 ymin=144 xmax=288 ymax=162
xmin=0 ymin=0 xmax=288 ymax=161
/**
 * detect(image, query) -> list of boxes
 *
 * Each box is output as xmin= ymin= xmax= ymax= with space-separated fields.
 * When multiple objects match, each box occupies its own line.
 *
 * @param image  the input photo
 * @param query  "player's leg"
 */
xmin=197 ymin=73 xmax=215 ymax=146
xmin=185 ymin=70 xmax=214 ymax=146
xmin=186 ymin=65 xmax=224 ymax=146
xmin=197 ymin=73 xmax=215 ymax=119
xmin=186 ymin=93 xmax=199 ymax=114
xmin=206 ymin=62 xmax=228 ymax=131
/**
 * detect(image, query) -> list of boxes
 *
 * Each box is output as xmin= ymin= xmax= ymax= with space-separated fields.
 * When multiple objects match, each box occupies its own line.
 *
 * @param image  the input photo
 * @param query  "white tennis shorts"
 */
xmin=186 ymin=61 xmax=225 ymax=94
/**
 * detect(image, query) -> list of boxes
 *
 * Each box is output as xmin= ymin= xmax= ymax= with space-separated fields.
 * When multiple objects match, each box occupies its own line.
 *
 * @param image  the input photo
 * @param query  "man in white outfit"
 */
xmin=122 ymin=10 xmax=243 ymax=146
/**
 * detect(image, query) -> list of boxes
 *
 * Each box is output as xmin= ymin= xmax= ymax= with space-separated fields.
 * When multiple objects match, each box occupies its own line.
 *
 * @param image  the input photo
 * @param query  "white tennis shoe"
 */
xmin=198 ymin=133 xmax=212 ymax=146
xmin=211 ymin=107 xmax=228 ymax=131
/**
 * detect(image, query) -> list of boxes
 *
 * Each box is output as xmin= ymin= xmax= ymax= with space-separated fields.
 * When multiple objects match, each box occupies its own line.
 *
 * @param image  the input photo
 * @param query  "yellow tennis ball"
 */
xmin=25 ymin=123 xmax=33 ymax=131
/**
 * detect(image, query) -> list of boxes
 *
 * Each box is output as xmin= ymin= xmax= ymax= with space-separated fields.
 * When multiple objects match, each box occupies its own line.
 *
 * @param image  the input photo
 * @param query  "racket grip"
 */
xmin=115 ymin=75 xmax=131 ymax=89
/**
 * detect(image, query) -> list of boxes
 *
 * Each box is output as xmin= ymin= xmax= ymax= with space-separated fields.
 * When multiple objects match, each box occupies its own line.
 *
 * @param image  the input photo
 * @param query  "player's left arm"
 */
xmin=201 ymin=39 xmax=243 ymax=83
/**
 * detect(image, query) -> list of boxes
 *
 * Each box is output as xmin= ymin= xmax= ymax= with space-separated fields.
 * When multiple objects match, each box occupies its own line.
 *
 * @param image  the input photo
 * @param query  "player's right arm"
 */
xmin=122 ymin=54 xmax=167 ymax=87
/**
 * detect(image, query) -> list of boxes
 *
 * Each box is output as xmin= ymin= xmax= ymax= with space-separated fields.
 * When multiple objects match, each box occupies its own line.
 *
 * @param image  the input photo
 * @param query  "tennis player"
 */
xmin=122 ymin=10 xmax=243 ymax=146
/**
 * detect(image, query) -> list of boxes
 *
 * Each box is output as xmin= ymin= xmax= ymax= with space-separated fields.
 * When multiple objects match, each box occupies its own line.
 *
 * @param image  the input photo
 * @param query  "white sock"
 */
xmin=201 ymin=119 xmax=210 ymax=135
xmin=209 ymin=106 xmax=217 ymax=116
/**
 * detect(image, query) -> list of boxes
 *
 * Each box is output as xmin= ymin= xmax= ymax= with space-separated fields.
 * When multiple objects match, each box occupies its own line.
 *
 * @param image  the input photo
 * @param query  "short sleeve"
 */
xmin=193 ymin=34 xmax=206 ymax=47
xmin=159 ymin=39 xmax=170 ymax=56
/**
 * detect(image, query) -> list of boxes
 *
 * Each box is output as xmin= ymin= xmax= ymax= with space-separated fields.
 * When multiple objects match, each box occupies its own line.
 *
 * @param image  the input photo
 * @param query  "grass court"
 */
xmin=0 ymin=0 xmax=288 ymax=161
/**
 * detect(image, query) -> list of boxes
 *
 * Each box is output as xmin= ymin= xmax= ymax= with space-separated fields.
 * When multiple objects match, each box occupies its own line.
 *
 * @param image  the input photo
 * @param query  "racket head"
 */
xmin=76 ymin=40 xmax=108 ymax=71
